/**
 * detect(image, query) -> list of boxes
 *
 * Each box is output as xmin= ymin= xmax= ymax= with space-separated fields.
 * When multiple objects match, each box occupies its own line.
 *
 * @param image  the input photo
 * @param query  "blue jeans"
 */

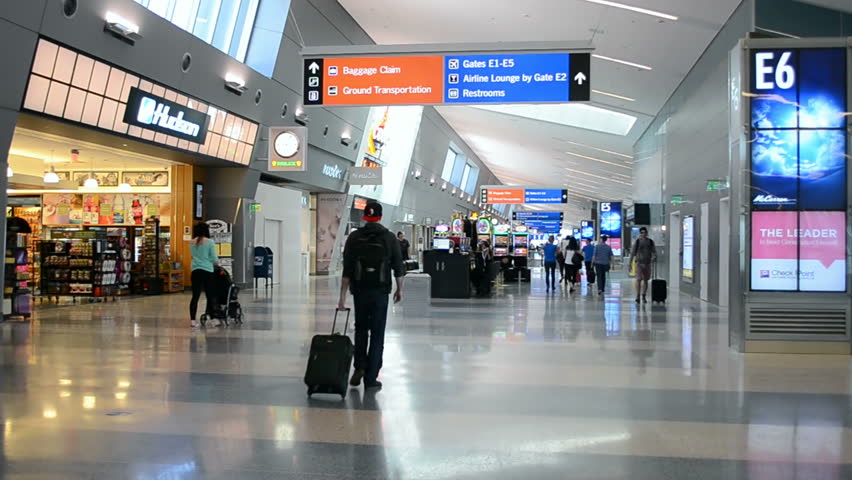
xmin=544 ymin=261 xmax=557 ymax=288
xmin=353 ymin=289 xmax=390 ymax=384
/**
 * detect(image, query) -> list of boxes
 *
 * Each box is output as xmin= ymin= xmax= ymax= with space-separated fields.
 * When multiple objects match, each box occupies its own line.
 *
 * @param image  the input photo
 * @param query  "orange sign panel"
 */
xmin=486 ymin=189 xmax=525 ymax=204
xmin=320 ymin=56 xmax=444 ymax=106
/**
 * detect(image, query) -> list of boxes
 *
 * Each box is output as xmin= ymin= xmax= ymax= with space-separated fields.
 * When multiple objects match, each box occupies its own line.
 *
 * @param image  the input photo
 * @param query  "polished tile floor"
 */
xmin=2 ymin=271 xmax=851 ymax=479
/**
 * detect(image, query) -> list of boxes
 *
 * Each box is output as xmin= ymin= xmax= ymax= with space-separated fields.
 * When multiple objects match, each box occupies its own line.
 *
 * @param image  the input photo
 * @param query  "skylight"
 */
xmin=472 ymin=104 xmax=637 ymax=136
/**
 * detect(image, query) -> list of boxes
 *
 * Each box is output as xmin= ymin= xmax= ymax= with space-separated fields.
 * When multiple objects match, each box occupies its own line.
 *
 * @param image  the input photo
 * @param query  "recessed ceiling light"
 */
xmin=592 ymin=54 xmax=652 ymax=71
xmin=581 ymin=0 xmax=678 ymax=21
xmin=563 ymin=166 xmax=631 ymax=186
xmin=564 ymin=151 xmax=632 ymax=170
xmin=563 ymin=141 xmax=633 ymax=160
xmin=592 ymin=89 xmax=635 ymax=102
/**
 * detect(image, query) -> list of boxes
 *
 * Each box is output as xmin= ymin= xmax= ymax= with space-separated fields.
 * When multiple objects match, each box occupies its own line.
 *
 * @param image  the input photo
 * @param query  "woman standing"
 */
xmin=189 ymin=222 xmax=219 ymax=328
xmin=564 ymin=236 xmax=581 ymax=293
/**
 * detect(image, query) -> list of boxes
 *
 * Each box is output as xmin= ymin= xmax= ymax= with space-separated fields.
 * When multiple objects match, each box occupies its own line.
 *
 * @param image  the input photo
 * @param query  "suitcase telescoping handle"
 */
xmin=333 ymin=308 xmax=351 ymax=336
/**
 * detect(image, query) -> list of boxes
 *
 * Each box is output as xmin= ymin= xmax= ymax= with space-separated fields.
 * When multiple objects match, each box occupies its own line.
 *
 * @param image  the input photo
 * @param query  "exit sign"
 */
xmin=250 ymin=203 xmax=262 ymax=212
xmin=706 ymin=179 xmax=729 ymax=192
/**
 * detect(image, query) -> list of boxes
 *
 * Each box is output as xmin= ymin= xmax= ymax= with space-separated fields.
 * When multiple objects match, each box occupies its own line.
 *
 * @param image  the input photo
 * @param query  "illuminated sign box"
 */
xmin=303 ymin=44 xmax=591 ymax=107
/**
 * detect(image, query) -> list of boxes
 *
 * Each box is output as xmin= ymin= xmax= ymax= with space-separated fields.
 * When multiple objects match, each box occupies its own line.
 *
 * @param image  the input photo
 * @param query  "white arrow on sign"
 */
xmin=573 ymin=72 xmax=587 ymax=85
xmin=308 ymin=62 xmax=320 ymax=74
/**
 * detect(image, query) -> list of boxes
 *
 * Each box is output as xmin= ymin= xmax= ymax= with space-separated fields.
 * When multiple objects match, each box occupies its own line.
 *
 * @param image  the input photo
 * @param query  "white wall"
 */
xmin=253 ymin=183 xmax=310 ymax=283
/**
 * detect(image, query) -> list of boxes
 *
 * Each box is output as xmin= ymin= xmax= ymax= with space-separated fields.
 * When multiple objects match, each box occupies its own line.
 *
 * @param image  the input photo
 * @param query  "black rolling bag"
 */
xmin=651 ymin=265 xmax=667 ymax=303
xmin=305 ymin=308 xmax=353 ymax=399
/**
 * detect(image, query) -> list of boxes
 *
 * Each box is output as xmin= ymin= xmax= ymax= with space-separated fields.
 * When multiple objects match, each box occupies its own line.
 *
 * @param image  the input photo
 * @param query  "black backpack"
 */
xmin=352 ymin=230 xmax=390 ymax=288
xmin=571 ymin=251 xmax=584 ymax=266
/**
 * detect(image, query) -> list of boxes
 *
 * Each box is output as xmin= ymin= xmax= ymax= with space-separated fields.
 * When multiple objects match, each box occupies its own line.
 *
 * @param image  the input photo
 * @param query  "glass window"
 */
xmin=464 ymin=165 xmax=479 ymax=194
xmin=441 ymin=147 xmax=458 ymax=181
xmin=211 ymin=0 xmax=242 ymax=53
xmin=171 ymin=0 xmax=201 ymax=32
xmin=460 ymin=164 xmax=471 ymax=193
xmin=136 ymin=0 xmax=263 ymax=70
xmin=193 ymin=0 xmax=222 ymax=43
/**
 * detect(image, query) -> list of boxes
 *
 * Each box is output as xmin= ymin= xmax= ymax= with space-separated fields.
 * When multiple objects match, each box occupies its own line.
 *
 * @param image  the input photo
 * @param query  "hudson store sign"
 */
xmin=124 ymin=87 xmax=209 ymax=143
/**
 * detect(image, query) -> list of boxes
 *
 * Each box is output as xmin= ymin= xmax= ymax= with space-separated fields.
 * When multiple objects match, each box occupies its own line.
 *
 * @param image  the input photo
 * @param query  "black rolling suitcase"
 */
xmin=651 ymin=265 xmax=667 ymax=303
xmin=305 ymin=308 xmax=353 ymax=398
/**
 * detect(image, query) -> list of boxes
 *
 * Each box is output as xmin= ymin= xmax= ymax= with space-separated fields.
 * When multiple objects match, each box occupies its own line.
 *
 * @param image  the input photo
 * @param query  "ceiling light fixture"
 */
xmin=592 ymin=54 xmax=652 ymax=71
xmin=592 ymin=89 xmax=636 ymax=102
xmin=43 ymin=167 xmax=60 ymax=184
xmin=84 ymin=176 xmax=99 ymax=188
xmin=224 ymin=73 xmax=248 ymax=95
xmin=294 ymin=108 xmax=310 ymax=125
xmin=340 ymin=132 xmax=352 ymax=146
xmin=564 ymin=151 xmax=632 ymax=169
xmin=104 ymin=12 xmax=142 ymax=45
xmin=581 ymin=0 xmax=678 ymax=21
xmin=6 ymin=166 xmax=12 ymax=178
xmin=562 ymin=141 xmax=633 ymax=160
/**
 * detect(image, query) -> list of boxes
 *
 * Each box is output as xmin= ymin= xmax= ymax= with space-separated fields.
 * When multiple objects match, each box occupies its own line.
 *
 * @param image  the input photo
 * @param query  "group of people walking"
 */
xmin=541 ymin=227 xmax=656 ymax=300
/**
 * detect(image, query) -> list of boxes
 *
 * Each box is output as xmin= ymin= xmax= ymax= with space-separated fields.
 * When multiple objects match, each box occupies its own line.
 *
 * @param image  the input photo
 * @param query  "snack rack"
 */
xmin=39 ymin=236 xmax=119 ymax=303
xmin=4 ymin=233 xmax=32 ymax=320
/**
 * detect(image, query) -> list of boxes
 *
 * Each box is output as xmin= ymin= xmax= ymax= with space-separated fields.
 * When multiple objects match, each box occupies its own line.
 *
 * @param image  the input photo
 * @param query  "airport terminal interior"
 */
xmin=2 ymin=0 xmax=852 ymax=478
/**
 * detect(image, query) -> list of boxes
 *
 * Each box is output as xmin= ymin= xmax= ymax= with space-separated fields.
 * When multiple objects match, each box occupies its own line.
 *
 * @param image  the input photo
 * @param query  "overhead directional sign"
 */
xmin=481 ymin=186 xmax=568 ymax=205
xmin=302 ymin=43 xmax=591 ymax=107
xmin=444 ymin=53 xmax=589 ymax=104
xmin=513 ymin=211 xmax=564 ymax=221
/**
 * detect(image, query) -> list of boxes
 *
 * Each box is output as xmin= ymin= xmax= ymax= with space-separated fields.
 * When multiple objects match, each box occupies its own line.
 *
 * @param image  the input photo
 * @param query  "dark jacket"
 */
xmin=342 ymin=222 xmax=405 ymax=294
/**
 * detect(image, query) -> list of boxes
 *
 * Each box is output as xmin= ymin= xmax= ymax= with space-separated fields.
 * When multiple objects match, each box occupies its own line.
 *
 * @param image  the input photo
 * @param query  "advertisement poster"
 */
xmin=42 ymin=193 xmax=171 ymax=226
xmin=799 ymin=211 xmax=845 ymax=292
xmin=316 ymin=193 xmax=346 ymax=274
xmin=599 ymin=203 xmax=622 ymax=255
xmin=751 ymin=211 xmax=846 ymax=292
xmin=581 ymin=220 xmax=595 ymax=240
xmin=349 ymin=106 xmax=424 ymax=207
xmin=750 ymin=48 xmax=847 ymax=210
xmin=682 ymin=216 xmax=695 ymax=281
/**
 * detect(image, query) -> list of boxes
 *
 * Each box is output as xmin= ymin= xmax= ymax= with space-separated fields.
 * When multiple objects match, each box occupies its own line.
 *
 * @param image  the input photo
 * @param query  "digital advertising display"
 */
xmin=682 ymin=216 xmax=695 ymax=282
xmin=750 ymin=48 xmax=847 ymax=210
xmin=749 ymin=47 xmax=848 ymax=293
xmin=751 ymin=211 xmax=846 ymax=292
xmin=599 ymin=202 xmax=623 ymax=255
xmin=581 ymin=220 xmax=595 ymax=240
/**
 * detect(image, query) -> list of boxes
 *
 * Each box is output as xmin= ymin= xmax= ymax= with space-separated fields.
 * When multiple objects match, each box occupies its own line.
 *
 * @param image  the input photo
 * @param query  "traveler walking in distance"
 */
xmin=582 ymin=239 xmax=596 ymax=286
xmin=189 ymin=222 xmax=219 ymax=328
xmin=397 ymin=231 xmax=411 ymax=261
xmin=630 ymin=227 xmax=657 ymax=303
xmin=542 ymin=235 xmax=558 ymax=291
xmin=592 ymin=235 xmax=614 ymax=297
xmin=564 ymin=236 xmax=582 ymax=293
xmin=338 ymin=201 xmax=405 ymax=390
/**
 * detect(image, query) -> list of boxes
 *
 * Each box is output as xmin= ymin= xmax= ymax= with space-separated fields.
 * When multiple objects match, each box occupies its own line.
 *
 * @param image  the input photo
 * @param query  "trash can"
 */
xmin=254 ymin=246 xmax=273 ymax=288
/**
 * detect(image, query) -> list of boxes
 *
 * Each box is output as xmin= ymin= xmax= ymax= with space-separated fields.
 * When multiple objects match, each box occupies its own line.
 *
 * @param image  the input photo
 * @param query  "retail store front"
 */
xmin=3 ymin=38 xmax=258 ymax=319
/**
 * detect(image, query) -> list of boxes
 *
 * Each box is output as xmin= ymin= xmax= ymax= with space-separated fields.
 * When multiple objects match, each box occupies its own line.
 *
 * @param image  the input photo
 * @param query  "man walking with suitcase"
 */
xmin=338 ymin=201 xmax=405 ymax=390
xmin=629 ymin=227 xmax=657 ymax=304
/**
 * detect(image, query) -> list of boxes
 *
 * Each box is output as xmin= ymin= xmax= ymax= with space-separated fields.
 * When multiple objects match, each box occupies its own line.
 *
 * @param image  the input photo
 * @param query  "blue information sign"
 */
xmin=444 ymin=53 xmax=590 ymax=104
xmin=524 ymin=189 xmax=568 ymax=204
xmin=513 ymin=211 xmax=563 ymax=222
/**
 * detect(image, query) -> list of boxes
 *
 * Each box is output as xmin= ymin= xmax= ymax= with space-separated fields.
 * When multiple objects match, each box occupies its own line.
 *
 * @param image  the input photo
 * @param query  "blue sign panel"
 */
xmin=524 ymin=189 xmax=568 ymax=204
xmin=444 ymin=53 xmax=590 ymax=104
xmin=750 ymin=48 xmax=847 ymax=211
xmin=581 ymin=220 xmax=595 ymax=240
xmin=599 ymin=202 xmax=623 ymax=255
xmin=513 ymin=211 xmax=563 ymax=222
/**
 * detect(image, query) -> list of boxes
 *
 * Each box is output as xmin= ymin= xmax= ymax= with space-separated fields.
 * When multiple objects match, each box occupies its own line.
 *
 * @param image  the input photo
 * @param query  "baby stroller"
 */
xmin=200 ymin=267 xmax=244 ymax=326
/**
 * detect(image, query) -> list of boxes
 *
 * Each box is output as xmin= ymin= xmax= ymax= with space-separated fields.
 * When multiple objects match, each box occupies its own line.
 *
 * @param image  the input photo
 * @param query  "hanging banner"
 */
xmin=316 ymin=193 xmax=347 ymax=273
